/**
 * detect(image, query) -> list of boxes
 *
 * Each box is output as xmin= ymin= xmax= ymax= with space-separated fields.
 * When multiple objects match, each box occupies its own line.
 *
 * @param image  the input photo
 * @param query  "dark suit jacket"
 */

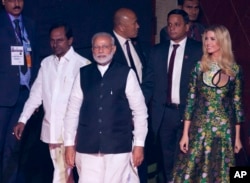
xmin=0 ymin=10 xmax=38 ymax=107
xmin=142 ymin=38 xmax=202 ymax=134
xmin=112 ymin=32 xmax=148 ymax=83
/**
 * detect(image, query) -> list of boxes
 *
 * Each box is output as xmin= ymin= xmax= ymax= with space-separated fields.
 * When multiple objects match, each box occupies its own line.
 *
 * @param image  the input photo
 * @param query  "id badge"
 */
xmin=24 ymin=42 xmax=32 ymax=52
xmin=11 ymin=46 xmax=24 ymax=66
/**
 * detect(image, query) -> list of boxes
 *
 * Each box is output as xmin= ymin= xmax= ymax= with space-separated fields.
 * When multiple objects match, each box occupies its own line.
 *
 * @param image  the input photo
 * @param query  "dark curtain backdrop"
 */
xmin=21 ymin=0 xmax=154 ymax=60
xmin=3 ymin=0 xmax=249 ymax=159
xmin=200 ymin=0 xmax=250 ymax=156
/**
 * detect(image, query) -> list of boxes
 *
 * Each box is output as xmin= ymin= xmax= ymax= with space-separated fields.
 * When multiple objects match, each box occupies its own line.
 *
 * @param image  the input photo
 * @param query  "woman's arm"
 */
xmin=179 ymin=120 xmax=191 ymax=153
xmin=234 ymin=124 xmax=242 ymax=153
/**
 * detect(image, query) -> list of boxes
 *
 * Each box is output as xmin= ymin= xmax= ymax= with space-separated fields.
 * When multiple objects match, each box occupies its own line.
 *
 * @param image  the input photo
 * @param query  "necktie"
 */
xmin=14 ymin=19 xmax=27 ymax=74
xmin=166 ymin=44 xmax=179 ymax=104
xmin=13 ymin=19 xmax=22 ymax=43
xmin=125 ymin=40 xmax=139 ymax=81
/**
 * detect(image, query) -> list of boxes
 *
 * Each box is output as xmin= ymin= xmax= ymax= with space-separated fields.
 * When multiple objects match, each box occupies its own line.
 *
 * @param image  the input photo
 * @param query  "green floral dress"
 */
xmin=173 ymin=62 xmax=244 ymax=183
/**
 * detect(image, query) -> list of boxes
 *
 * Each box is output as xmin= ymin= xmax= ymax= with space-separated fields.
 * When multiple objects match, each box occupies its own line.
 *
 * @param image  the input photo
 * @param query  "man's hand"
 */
xmin=13 ymin=122 xmax=25 ymax=140
xmin=132 ymin=146 xmax=144 ymax=167
xmin=65 ymin=146 xmax=76 ymax=168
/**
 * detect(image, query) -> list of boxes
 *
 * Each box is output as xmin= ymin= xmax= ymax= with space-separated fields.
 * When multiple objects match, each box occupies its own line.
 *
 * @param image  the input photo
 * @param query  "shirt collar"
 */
xmin=8 ymin=13 xmax=23 ymax=28
xmin=97 ymin=62 xmax=110 ymax=76
xmin=8 ymin=13 xmax=22 ymax=23
xmin=113 ymin=30 xmax=128 ymax=45
xmin=53 ymin=46 xmax=74 ymax=62
xmin=170 ymin=37 xmax=187 ymax=48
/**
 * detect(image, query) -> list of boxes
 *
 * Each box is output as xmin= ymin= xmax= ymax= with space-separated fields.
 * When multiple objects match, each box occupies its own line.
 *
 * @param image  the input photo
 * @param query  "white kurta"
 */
xmin=64 ymin=64 xmax=148 ymax=147
xmin=64 ymin=63 xmax=148 ymax=183
xmin=18 ymin=47 xmax=90 ymax=144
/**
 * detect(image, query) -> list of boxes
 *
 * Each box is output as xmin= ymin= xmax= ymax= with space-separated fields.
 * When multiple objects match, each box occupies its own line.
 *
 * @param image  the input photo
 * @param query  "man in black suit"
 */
xmin=160 ymin=0 xmax=205 ymax=43
xmin=0 ymin=0 xmax=37 ymax=182
xmin=142 ymin=9 xmax=203 ymax=183
xmin=112 ymin=8 xmax=149 ymax=183
xmin=112 ymin=8 xmax=148 ymax=84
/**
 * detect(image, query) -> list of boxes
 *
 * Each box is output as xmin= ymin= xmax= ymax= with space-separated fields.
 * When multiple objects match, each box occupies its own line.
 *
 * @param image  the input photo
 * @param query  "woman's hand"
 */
xmin=179 ymin=135 xmax=189 ymax=153
xmin=234 ymin=137 xmax=242 ymax=154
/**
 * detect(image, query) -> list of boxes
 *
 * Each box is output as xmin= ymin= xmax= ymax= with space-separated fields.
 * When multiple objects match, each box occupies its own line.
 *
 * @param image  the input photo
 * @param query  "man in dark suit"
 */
xmin=112 ymin=8 xmax=149 ymax=183
xmin=160 ymin=0 xmax=205 ymax=43
xmin=112 ymin=8 xmax=148 ymax=84
xmin=0 ymin=0 xmax=37 ymax=182
xmin=142 ymin=9 xmax=203 ymax=183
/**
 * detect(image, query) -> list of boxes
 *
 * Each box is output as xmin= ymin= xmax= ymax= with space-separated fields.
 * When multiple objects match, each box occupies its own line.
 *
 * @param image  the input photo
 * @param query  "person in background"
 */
xmin=112 ymin=7 xmax=149 ymax=182
xmin=14 ymin=22 xmax=90 ymax=183
xmin=112 ymin=8 xmax=148 ymax=84
xmin=64 ymin=32 xmax=148 ymax=183
xmin=173 ymin=25 xmax=244 ymax=183
xmin=142 ymin=9 xmax=202 ymax=183
xmin=0 ymin=0 xmax=38 ymax=182
xmin=160 ymin=0 xmax=205 ymax=43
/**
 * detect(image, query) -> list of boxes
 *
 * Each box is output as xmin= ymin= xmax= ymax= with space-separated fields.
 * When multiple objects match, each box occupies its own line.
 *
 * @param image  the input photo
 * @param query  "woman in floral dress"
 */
xmin=173 ymin=25 xmax=244 ymax=183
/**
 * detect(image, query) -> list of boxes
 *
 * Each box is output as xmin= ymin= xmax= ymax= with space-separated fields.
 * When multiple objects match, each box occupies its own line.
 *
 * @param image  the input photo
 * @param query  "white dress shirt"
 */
xmin=18 ymin=47 xmax=90 ymax=144
xmin=113 ymin=31 xmax=143 ymax=83
xmin=64 ymin=63 xmax=148 ymax=147
xmin=168 ymin=38 xmax=187 ymax=104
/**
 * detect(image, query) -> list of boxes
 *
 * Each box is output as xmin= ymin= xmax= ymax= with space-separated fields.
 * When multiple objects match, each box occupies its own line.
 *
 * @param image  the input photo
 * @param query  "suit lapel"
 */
xmin=163 ymin=42 xmax=171 ymax=71
xmin=2 ymin=11 xmax=17 ymax=44
xmin=113 ymin=35 xmax=129 ymax=66
xmin=179 ymin=38 xmax=199 ymax=103
xmin=131 ymin=39 xmax=146 ymax=67
xmin=23 ymin=17 xmax=32 ymax=41
xmin=180 ymin=39 xmax=191 ymax=87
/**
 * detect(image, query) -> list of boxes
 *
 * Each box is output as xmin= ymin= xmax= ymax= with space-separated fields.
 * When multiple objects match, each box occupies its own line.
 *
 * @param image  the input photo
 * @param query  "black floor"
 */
xmin=17 ymin=108 xmax=249 ymax=183
xmin=18 ymin=108 xmax=53 ymax=183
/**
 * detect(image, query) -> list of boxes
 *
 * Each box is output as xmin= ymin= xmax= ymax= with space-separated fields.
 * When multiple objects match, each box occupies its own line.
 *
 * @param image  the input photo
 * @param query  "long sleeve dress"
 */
xmin=173 ymin=62 xmax=244 ymax=183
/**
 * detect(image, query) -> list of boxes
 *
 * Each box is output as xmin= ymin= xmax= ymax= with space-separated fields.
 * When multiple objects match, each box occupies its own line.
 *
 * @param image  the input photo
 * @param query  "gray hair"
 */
xmin=91 ymin=32 xmax=115 ymax=46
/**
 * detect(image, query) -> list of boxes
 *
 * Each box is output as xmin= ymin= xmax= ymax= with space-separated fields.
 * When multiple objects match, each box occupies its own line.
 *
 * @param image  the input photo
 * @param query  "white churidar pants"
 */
xmin=49 ymin=144 xmax=73 ymax=183
xmin=75 ymin=152 xmax=139 ymax=183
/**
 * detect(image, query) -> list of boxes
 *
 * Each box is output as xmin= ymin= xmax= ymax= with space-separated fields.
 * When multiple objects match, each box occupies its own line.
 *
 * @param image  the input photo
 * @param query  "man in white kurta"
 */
xmin=64 ymin=32 xmax=148 ymax=183
xmin=14 ymin=23 xmax=90 ymax=183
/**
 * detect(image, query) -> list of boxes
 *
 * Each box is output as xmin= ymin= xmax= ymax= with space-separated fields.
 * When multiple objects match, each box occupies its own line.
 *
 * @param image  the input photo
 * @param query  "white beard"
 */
xmin=93 ymin=51 xmax=115 ymax=66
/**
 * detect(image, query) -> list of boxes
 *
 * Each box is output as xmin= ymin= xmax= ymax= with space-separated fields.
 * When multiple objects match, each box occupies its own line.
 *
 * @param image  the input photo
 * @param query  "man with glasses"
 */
xmin=0 ymin=0 xmax=38 ymax=182
xmin=64 ymin=32 xmax=148 ymax=183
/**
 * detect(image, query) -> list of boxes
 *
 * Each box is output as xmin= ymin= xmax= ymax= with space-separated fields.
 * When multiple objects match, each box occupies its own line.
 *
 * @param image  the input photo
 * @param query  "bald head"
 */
xmin=113 ymin=8 xmax=135 ymax=26
xmin=113 ymin=8 xmax=139 ymax=39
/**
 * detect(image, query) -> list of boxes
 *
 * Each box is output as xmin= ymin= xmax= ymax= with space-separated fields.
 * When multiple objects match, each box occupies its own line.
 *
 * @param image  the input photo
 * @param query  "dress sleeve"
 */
xmin=184 ymin=62 xmax=200 ymax=121
xmin=233 ymin=65 xmax=244 ymax=123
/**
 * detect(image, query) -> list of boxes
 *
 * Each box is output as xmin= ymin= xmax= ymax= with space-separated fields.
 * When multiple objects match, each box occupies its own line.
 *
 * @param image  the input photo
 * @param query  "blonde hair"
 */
xmin=200 ymin=25 xmax=236 ymax=76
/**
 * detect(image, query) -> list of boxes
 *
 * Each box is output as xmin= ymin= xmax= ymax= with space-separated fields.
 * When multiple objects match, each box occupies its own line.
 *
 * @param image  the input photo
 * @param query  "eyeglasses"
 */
xmin=6 ymin=0 xmax=23 ymax=3
xmin=92 ymin=45 xmax=113 ymax=51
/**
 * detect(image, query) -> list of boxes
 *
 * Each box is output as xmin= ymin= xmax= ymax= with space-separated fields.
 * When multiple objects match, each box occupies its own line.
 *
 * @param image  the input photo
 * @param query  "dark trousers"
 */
xmin=0 ymin=88 xmax=29 ymax=183
xmin=138 ymin=158 xmax=147 ymax=183
xmin=159 ymin=107 xmax=182 ymax=183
